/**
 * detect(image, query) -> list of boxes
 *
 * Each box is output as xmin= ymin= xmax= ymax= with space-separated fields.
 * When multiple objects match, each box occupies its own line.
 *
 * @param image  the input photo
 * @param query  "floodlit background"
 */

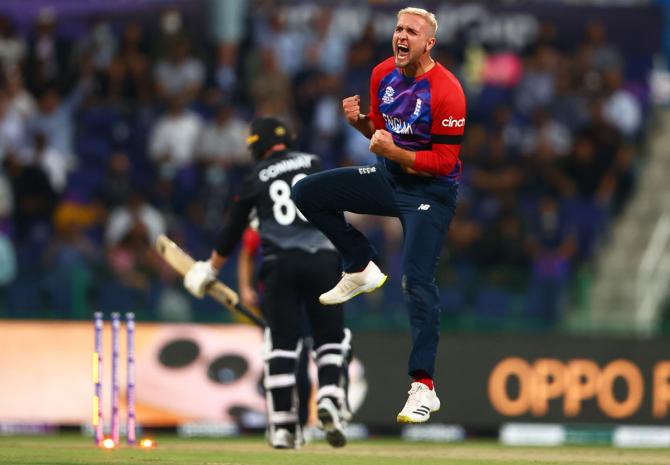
xmin=0 ymin=0 xmax=669 ymax=444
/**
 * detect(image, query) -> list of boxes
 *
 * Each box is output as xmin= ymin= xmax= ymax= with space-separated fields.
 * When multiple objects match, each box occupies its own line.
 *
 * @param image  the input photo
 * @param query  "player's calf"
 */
xmin=313 ymin=330 xmax=352 ymax=447
xmin=263 ymin=330 xmax=304 ymax=449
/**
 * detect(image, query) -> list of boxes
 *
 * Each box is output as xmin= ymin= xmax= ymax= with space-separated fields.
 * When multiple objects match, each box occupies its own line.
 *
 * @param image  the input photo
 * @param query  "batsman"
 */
xmin=183 ymin=117 xmax=351 ymax=449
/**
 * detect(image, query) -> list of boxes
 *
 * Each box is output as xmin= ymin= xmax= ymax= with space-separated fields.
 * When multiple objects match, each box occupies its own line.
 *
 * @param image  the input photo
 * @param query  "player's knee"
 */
xmin=291 ymin=175 xmax=315 ymax=209
xmin=401 ymin=274 xmax=435 ymax=299
xmin=291 ymin=177 xmax=307 ymax=208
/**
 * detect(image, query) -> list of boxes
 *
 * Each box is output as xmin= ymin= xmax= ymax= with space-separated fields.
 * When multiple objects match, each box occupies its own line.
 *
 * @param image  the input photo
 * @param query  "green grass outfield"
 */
xmin=1 ymin=434 xmax=669 ymax=465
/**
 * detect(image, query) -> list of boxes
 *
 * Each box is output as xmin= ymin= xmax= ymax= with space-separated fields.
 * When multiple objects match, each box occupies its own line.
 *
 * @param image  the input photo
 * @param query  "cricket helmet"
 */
xmin=247 ymin=117 xmax=292 ymax=160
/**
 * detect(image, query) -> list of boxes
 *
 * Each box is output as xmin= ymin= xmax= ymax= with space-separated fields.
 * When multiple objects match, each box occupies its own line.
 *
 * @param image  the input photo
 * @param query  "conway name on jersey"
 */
xmin=214 ymin=150 xmax=335 ymax=259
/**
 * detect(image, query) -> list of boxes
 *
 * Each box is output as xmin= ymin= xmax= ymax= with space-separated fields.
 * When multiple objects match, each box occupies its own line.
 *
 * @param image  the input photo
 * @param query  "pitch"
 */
xmin=1 ymin=434 xmax=669 ymax=465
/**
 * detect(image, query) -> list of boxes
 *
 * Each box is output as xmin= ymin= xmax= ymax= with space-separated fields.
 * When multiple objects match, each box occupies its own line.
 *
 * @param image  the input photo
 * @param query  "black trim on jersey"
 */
xmin=431 ymin=134 xmax=463 ymax=145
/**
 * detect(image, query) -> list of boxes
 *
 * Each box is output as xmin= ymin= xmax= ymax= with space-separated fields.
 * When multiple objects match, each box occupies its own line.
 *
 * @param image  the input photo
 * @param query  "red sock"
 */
xmin=413 ymin=376 xmax=433 ymax=390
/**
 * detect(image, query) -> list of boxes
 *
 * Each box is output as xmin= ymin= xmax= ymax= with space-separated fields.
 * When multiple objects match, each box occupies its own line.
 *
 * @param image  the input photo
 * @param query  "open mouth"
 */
xmin=396 ymin=44 xmax=409 ymax=59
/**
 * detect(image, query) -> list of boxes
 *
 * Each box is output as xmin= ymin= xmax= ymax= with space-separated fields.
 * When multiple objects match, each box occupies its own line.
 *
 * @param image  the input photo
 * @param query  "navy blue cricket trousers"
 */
xmin=292 ymin=162 xmax=458 ymax=378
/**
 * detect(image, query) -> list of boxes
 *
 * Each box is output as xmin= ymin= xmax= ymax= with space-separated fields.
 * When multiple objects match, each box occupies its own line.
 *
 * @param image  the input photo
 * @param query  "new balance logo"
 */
xmin=418 ymin=204 xmax=431 ymax=211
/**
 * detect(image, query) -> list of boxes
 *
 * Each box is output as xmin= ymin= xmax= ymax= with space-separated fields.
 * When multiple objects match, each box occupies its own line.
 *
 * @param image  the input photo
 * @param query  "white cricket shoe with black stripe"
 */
xmin=396 ymin=382 xmax=440 ymax=424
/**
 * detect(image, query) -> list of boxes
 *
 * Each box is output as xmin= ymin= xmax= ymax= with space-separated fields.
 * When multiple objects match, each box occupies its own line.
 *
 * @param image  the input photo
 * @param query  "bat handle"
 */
xmin=234 ymin=303 xmax=267 ymax=328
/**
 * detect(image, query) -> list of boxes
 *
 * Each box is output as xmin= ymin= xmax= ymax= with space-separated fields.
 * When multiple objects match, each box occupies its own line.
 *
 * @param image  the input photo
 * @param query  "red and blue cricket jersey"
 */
xmin=367 ymin=57 xmax=466 ymax=180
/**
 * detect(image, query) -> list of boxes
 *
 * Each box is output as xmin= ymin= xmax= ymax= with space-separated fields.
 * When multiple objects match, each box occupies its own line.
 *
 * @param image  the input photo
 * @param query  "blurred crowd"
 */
xmin=0 ymin=1 xmax=650 ymax=328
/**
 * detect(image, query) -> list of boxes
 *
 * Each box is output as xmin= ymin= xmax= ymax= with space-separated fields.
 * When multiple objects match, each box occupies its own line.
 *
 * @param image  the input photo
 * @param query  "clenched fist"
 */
xmin=369 ymin=130 xmax=396 ymax=157
xmin=342 ymin=95 xmax=364 ymax=125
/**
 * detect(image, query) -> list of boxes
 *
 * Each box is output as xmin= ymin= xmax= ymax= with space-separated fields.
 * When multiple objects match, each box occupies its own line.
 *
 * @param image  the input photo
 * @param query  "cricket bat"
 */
xmin=155 ymin=234 xmax=266 ymax=327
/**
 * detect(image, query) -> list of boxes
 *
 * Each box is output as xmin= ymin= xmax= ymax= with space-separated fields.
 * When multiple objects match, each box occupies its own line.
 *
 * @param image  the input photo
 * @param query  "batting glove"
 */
xmin=184 ymin=260 xmax=217 ymax=298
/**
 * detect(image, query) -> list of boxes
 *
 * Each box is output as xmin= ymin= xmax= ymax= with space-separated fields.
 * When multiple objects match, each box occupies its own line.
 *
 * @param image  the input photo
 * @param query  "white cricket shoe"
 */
xmin=270 ymin=428 xmax=296 ymax=449
xmin=317 ymin=398 xmax=347 ymax=448
xmin=396 ymin=382 xmax=441 ymax=424
xmin=319 ymin=261 xmax=387 ymax=305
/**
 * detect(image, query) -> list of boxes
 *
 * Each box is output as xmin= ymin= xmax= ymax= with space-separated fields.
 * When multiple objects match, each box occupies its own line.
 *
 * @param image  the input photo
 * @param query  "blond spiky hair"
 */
xmin=397 ymin=7 xmax=438 ymax=37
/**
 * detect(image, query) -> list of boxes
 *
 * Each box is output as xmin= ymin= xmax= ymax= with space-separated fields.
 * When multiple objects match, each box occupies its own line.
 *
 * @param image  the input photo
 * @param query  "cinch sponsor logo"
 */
xmin=259 ymin=155 xmax=313 ymax=182
xmin=488 ymin=357 xmax=670 ymax=419
xmin=358 ymin=166 xmax=377 ymax=174
xmin=383 ymin=113 xmax=413 ymax=135
xmin=441 ymin=116 xmax=465 ymax=128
